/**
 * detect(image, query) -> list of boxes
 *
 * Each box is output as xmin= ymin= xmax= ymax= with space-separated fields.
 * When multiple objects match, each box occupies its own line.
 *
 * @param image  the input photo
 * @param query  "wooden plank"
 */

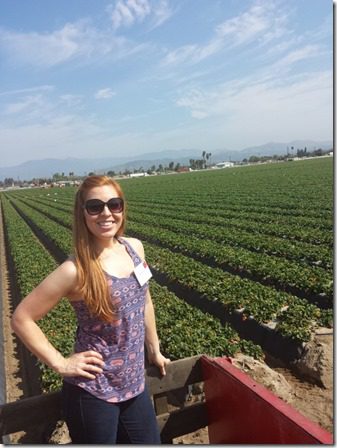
xmin=146 ymin=355 xmax=202 ymax=395
xmin=0 ymin=392 xmax=62 ymax=437
xmin=153 ymin=393 xmax=169 ymax=415
xmin=0 ymin=356 xmax=204 ymax=438
xmin=157 ymin=401 xmax=208 ymax=444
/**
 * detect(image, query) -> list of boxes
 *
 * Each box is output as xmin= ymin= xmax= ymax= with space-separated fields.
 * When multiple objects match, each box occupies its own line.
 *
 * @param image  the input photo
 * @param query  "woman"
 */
xmin=11 ymin=175 xmax=170 ymax=444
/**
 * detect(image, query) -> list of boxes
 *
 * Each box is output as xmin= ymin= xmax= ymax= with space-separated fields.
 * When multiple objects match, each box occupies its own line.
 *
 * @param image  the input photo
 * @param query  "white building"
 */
xmin=215 ymin=161 xmax=234 ymax=168
xmin=129 ymin=172 xmax=148 ymax=178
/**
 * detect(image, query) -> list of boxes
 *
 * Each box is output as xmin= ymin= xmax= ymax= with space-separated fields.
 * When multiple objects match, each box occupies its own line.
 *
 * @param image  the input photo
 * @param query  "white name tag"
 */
xmin=134 ymin=260 xmax=152 ymax=287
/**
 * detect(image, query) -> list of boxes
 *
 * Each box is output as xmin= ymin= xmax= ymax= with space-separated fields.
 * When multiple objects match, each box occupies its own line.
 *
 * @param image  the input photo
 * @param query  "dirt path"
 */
xmin=0 ymin=203 xmax=25 ymax=443
xmin=274 ymin=362 xmax=333 ymax=432
xmin=1 ymin=206 xmax=22 ymax=405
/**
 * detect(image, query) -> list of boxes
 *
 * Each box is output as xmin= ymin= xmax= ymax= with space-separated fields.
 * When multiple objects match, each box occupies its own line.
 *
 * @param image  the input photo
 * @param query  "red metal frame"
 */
xmin=201 ymin=356 xmax=333 ymax=444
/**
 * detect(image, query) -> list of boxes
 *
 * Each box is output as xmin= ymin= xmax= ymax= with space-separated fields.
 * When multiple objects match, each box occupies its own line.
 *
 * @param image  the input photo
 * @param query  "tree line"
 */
xmin=0 ymin=148 xmax=331 ymax=188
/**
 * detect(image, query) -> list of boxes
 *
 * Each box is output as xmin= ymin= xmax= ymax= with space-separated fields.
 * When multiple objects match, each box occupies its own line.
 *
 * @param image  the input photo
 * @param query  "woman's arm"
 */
xmin=124 ymin=237 xmax=170 ymax=375
xmin=144 ymin=289 xmax=170 ymax=376
xmin=11 ymin=260 xmax=104 ymax=379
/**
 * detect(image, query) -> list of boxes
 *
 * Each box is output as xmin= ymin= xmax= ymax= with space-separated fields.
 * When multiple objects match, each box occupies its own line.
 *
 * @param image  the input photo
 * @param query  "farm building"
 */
xmin=215 ymin=161 xmax=234 ymax=168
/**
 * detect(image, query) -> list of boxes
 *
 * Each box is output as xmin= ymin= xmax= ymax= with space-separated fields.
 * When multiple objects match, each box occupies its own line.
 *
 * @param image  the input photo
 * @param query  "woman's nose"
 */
xmin=101 ymin=204 xmax=112 ymax=214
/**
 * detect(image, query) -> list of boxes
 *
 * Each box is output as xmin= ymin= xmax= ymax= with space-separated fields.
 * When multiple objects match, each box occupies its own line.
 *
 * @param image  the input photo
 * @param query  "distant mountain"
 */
xmin=210 ymin=140 xmax=333 ymax=162
xmin=0 ymin=149 xmax=205 ymax=181
xmin=0 ymin=140 xmax=332 ymax=181
xmin=0 ymin=157 xmax=121 ymax=182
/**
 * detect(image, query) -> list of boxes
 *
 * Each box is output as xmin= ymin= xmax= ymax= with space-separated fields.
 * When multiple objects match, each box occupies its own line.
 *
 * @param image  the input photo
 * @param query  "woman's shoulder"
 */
xmin=55 ymin=257 xmax=82 ymax=299
xmin=38 ymin=257 xmax=79 ymax=300
xmin=120 ymin=237 xmax=145 ymax=258
xmin=57 ymin=256 xmax=78 ymax=279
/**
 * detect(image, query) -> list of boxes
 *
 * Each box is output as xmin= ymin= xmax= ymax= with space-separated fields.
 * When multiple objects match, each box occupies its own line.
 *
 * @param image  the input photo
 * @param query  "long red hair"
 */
xmin=73 ymin=175 xmax=126 ymax=321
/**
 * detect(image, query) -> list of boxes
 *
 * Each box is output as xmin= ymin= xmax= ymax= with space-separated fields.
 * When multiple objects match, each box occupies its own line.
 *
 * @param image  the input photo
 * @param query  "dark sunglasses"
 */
xmin=83 ymin=198 xmax=124 ymax=215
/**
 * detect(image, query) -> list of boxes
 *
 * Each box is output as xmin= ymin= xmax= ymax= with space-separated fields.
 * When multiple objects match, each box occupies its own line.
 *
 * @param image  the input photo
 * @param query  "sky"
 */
xmin=0 ymin=0 xmax=333 ymax=167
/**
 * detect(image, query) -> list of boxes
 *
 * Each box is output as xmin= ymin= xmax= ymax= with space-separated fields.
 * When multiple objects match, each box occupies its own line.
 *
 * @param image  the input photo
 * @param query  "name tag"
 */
xmin=134 ymin=260 xmax=152 ymax=287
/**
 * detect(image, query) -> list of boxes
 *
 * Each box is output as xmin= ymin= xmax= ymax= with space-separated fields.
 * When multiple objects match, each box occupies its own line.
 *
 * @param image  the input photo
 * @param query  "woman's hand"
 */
xmin=148 ymin=352 xmax=171 ymax=376
xmin=57 ymin=351 xmax=104 ymax=379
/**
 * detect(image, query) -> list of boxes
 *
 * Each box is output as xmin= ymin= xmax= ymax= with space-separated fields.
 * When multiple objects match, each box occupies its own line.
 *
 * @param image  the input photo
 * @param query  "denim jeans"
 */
xmin=62 ymin=381 xmax=161 ymax=444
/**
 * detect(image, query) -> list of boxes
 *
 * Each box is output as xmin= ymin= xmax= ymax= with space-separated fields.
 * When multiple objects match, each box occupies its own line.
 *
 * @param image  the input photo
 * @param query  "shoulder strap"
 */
xmin=117 ymin=237 xmax=142 ymax=266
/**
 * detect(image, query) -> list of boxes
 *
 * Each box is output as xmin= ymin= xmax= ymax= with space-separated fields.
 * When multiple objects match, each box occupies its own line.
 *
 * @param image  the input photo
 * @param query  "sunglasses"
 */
xmin=83 ymin=198 xmax=124 ymax=215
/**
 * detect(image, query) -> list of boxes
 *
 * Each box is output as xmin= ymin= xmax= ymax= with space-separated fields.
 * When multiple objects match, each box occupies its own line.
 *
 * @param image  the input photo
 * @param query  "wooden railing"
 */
xmin=0 ymin=355 xmax=208 ymax=444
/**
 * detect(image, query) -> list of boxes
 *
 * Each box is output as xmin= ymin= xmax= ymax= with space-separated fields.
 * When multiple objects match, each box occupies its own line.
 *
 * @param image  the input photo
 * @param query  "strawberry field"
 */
xmin=0 ymin=157 xmax=333 ymax=392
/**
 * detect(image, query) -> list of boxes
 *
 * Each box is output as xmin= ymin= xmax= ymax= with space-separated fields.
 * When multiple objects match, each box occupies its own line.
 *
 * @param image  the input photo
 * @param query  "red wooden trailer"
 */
xmin=202 ymin=356 xmax=332 ymax=444
xmin=0 ymin=355 xmax=333 ymax=444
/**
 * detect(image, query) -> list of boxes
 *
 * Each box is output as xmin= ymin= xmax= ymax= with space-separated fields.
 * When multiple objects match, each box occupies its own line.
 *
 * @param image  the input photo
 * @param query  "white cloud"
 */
xmin=168 ymin=69 xmax=331 ymax=151
xmin=162 ymin=44 xmax=198 ymax=65
xmin=0 ymin=22 xmax=86 ymax=67
xmin=215 ymin=3 xmax=270 ymax=44
xmin=176 ymin=89 xmax=209 ymax=119
xmin=0 ymin=116 xmax=104 ymax=166
xmin=162 ymin=0 xmax=289 ymax=66
xmin=273 ymin=45 xmax=322 ymax=69
xmin=0 ymin=20 xmax=144 ymax=68
xmin=175 ymin=70 xmax=332 ymax=146
xmin=108 ymin=0 xmax=151 ymax=29
xmin=0 ymin=85 xmax=54 ymax=97
xmin=150 ymin=0 xmax=173 ymax=29
xmin=94 ymin=88 xmax=116 ymax=100
xmin=59 ymin=94 xmax=84 ymax=107
xmin=107 ymin=0 xmax=172 ymax=30
xmin=4 ymin=95 xmax=45 ymax=115
xmin=0 ymin=2 xmax=170 ymax=69
xmin=127 ymin=0 xmax=151 ymax=20
xmin=0 ymin=68 xmax=332 ymax=167
xmin=1 ymin=90 xmax=84 ymax=124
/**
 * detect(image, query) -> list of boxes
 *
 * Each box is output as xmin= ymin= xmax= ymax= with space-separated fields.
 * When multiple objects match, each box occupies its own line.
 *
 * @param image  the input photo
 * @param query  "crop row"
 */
xmin=11 ymin=165 xmax=333 ymax=229
xmin=135 ymin=231 xmax=331 ymax=303
xmin=12 ymin=190 xmax=333 ymax=247
xmin=25 ymin=192 xmax=334 ymax=248
xmin=127 ymin=198 xmax=332 ymax=239
xmin=127 ymin=222 xmax=332 ymax=302
xmin=1 ymin=195 xmax=263 ymax=393
xmin=149 ymin=282 xmax=263 ymax=360
xmin=5 ymin=195 xmax=332 ymax=343
xmin=141 ymin=242 xmax=331 ymax=342
xmin=120 ymin=161 xmax=332 ymax=219
xmin=11 ymin=193 xmax=332 ymax=272
xmin=126 ymin=209 xmax=332 ymax=270
xmin=127 ymin=193 xmax=332 ymax=221
xmin=0 ymin=195 xmax=77 ymax=392
xmin=10 ymin=194 xmax=333 ymax=306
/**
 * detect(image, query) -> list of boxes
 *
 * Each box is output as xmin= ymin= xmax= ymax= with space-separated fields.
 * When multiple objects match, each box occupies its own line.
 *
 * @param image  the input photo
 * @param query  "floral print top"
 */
xmin=64 ymin=238 xmax=148 ymax=402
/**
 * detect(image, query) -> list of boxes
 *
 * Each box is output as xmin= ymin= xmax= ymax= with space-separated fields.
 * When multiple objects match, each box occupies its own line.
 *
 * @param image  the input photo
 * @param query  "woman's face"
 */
xmin=83 ymin=185 xmax=124 ymax=242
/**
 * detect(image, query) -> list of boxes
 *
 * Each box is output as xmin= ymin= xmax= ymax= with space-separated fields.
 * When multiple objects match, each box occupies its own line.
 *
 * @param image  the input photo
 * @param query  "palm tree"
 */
xmin=206 ymin=152 xmax=212 ymax=167
xmin=202 ymin=151 xmax=206 ymax=168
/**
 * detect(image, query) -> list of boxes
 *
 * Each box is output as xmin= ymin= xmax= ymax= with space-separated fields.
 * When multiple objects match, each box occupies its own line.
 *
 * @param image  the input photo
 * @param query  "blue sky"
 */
xmin=0 ymin=0 xmax=333 ymax=167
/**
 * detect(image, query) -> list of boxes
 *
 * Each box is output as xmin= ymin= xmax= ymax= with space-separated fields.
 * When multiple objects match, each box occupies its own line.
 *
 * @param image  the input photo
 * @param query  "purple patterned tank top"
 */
xmin=64 ymin=238 xmax=148 ymax=402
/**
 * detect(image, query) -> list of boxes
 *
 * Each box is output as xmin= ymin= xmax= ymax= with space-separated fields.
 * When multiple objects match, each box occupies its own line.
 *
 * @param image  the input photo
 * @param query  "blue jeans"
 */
xmin=62 ymin=381 xmax=161 ymax=444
